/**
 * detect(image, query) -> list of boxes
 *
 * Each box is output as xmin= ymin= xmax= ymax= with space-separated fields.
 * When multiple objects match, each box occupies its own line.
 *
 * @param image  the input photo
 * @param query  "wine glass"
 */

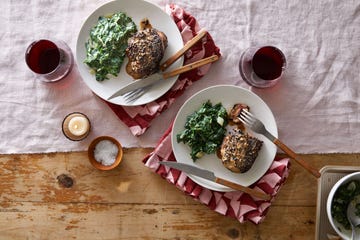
xmin=25 ymin=39 xmax=74 ymax=82
xmin=239 ymin=45 xmax=286 ymax=88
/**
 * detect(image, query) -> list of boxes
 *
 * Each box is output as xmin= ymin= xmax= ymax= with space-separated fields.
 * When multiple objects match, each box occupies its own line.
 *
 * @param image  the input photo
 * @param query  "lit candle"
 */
xmin=68 ymin=116 xmax=89 ymax=136
xmin=62 ymin=112 xmax=91 ymax=141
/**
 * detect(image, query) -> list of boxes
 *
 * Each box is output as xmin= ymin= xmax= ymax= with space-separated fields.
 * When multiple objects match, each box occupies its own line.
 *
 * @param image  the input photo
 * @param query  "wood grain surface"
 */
xmin=1 ymin=150 xmax=359 ymax=239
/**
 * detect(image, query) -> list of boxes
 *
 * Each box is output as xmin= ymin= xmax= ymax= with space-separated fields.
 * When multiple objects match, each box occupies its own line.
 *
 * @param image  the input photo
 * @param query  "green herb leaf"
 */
xmin=331 ymin=180 xmax=360 ymax=230
xmin=176 ymin=100 xmax=228 ymax=161
xmin=84 ymin=12 xmax=137 ymax=81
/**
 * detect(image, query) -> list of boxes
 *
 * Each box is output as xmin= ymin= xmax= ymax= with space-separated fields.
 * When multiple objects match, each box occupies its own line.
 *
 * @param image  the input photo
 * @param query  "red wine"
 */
xmin=252 ymin=46 xmax=285 ymax=80
xmin=25 ymin=40 xmax=60 ymax=74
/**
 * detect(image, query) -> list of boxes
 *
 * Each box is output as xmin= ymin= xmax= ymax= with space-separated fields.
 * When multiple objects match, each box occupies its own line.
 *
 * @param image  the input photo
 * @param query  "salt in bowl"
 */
xmin=88 ymin=136 xmax=123 ymax=170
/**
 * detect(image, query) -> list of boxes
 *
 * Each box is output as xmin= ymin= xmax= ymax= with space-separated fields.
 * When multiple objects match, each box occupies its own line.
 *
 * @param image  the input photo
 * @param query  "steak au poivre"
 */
xmin=125 ymin=18 xmax=168 ymax=79
xmin=219 ymin=104 xmax=263 ymax=173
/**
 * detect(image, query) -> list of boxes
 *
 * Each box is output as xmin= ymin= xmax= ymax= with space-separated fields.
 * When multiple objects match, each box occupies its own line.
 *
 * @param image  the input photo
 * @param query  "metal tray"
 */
xmin=315 ymin=165 xmax=360 ymax=240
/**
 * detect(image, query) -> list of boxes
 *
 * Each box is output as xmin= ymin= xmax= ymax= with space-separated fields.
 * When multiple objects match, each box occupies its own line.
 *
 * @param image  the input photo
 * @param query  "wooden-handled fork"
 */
xmin=238 ymin=109 xmax=321 ymax=178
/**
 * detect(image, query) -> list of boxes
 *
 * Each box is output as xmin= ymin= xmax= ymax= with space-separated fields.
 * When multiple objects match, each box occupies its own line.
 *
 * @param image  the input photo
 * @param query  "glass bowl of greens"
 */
xmin=326 ymin=171 xmax=360 ymax=240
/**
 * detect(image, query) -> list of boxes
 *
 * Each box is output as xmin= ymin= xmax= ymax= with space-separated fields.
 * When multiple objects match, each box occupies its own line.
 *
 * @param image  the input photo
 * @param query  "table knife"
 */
xmin=160 ymin=29 xmax=207 ymax=71
xmin=107 ymin=55 xmax=219 ymax=100
xmin=159 ymin=161 xmax=271 ymax=200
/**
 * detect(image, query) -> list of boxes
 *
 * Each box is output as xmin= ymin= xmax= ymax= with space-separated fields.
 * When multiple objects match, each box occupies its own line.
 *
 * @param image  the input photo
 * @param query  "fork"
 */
xmin=122 ymin=85 xmax=150 ymax=102
xmin=122 ymin=54 xmax=219 ymax=103
xmin=238 ymin=109 xmax=321 ymax=178
xmin=119 ymin=29 xmax=209 ymax=103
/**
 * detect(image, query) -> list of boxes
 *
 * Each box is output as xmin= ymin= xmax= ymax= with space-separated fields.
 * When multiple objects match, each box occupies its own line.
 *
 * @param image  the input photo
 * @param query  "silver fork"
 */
xmin=121 ymin=54 xmax=220 ymax=103
xmin=238 ymin=109 xmax=321 ymax=178
xmin=117 ymin=30 xmax=209 ymax=103
xmin=122 ymin=86 xmax=149 ymax=103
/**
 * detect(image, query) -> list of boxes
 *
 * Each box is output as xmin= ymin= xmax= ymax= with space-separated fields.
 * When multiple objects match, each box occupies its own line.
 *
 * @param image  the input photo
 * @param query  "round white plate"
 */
xmin=171 ymin=85 xmax=278 ymax=192
xmin=76 ymin=0 xmax=184 ymax=106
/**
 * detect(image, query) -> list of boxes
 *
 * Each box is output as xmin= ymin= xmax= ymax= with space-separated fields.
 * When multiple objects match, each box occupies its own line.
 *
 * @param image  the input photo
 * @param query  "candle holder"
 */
xmin=62 ymin=112 xmax=91 ymax=141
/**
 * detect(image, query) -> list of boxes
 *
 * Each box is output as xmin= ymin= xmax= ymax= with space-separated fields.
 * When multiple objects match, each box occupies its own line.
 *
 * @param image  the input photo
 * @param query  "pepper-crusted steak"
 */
xmin=125 ymin=18 xmax=168 ymax=79
xmin=220 ymin=129 xmax=263 ymax=173
xmin=219 ymin=104 xmax=263 ymax=173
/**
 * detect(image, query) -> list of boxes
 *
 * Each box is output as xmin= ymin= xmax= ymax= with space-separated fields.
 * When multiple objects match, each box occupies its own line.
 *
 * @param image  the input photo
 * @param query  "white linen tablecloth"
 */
xmin=1 ymin=0 xmax=359 ymax=154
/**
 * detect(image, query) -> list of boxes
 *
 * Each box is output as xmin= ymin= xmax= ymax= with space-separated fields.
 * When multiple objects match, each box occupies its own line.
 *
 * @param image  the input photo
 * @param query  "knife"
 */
xmin=159 ymin=161 xmax=271 ymax=201
xmin=107 ymin=55 xmax=219 ymax=100
xmin=160 ymin=29 xmax=207 ymax=71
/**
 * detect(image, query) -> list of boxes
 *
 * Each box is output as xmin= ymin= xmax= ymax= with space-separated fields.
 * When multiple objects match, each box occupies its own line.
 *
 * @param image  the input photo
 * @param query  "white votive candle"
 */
xmin=68 ymin=116 xmax=89 ymax=136
xmin=62 ymin=112 xmax=91 ymax=141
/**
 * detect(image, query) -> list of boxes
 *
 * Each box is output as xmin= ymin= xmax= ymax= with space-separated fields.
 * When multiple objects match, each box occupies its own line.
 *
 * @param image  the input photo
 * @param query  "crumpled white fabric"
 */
xmin=0 ymin=0 xmax=359 ymax=154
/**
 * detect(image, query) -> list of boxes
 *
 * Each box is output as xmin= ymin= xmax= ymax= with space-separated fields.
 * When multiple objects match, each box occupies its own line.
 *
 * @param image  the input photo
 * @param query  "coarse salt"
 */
xmin=94 ymin=140 xmax=119 ymax=166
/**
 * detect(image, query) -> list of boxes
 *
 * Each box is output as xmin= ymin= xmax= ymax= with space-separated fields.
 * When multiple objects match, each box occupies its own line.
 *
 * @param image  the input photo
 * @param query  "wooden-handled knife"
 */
xmin=159 ymin=161 xmax=271 ymax=201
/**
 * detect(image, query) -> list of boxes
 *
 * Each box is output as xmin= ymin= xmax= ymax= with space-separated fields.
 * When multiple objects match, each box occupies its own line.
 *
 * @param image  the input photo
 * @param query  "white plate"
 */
xmin=76 ymin=0 xmax=184 ymax=106
xmin=171 ymin=85 xmax=278 ymax=192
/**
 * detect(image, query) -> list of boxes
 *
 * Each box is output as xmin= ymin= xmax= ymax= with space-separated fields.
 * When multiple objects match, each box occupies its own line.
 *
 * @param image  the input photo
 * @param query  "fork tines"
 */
xmin=237 ymin=109 xmax=255 ymax=126
xmin=122 ymin=88 xmax=145 ymax=102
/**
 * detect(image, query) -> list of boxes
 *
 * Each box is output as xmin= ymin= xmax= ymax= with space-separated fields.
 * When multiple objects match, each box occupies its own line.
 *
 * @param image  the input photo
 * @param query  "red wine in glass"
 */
xmin=26 ymin=40 xmax=60 ymax=74
xmin=239 ymin=45 xmax=286 ymax=88
xmin=25 ymin=39 xmax=73 ymax=82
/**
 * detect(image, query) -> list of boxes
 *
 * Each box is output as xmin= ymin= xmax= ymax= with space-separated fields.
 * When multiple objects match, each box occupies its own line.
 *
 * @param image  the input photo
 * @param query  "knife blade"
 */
xmin=107 ymin=55 xmax=219 ymax=100
xmin=159 ymin=161 xmax=271 ymax=200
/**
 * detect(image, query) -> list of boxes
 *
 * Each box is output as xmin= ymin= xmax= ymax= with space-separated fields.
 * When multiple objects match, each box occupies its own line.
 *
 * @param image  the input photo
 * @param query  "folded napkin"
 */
xmin=106 ymin=4 xmax=221 ymax=136
xmin=143 ymin=124 xmax=290 ymax=224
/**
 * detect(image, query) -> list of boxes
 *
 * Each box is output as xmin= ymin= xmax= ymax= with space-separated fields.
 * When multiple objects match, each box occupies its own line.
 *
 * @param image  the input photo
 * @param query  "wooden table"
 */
xmin=1 ymin=150 xmax=359 ymax=239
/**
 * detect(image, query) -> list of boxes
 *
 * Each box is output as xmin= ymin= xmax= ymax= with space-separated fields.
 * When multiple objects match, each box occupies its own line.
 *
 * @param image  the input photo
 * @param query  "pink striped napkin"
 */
xmin=106 ymin=4 xmax=221 ymax=136
xmin=143 ymin=124 xmax=291 ymax=224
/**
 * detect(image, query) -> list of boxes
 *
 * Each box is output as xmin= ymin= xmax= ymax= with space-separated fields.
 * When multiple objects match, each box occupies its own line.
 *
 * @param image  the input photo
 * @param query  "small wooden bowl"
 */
xmin=88 ymin=136 xmax=123 ymax=170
